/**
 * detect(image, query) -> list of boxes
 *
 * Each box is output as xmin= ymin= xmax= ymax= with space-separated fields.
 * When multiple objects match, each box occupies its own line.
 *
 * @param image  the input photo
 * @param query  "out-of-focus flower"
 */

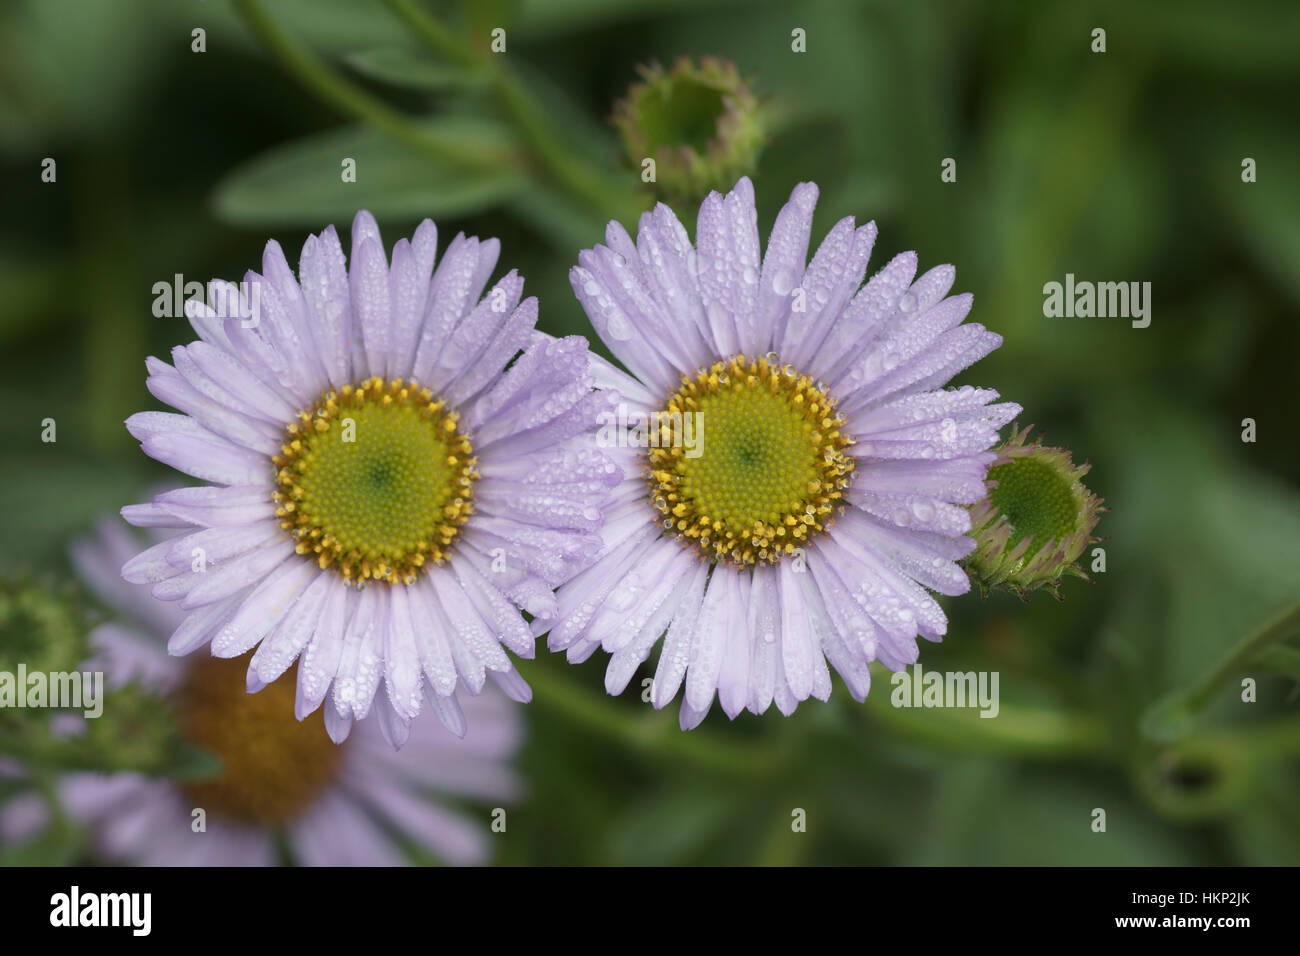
xmin=0 ymin=521 xmax=523 ymax=866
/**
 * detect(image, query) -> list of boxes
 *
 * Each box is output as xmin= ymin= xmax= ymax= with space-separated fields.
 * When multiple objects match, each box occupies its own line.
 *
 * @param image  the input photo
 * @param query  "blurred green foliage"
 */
xmin=1 ymin=0 xmax=1298 ymax=865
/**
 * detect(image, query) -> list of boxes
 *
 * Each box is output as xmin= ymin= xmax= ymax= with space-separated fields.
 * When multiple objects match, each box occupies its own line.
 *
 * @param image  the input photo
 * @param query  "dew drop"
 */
xmin=606 ymin=581 xmax=640 ymax=612
xmin=606 ymin=313 xmax=634 ymax=341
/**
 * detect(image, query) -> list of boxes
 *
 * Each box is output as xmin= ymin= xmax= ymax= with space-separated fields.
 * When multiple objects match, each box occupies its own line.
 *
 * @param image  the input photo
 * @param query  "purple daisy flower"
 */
xmin=0 ymin=521 xmax=522 ymax=866
xmin=120 ymin=213 xmax=618 ymax=745
xmin=540 ymin=177 xmax=1021 ymax=729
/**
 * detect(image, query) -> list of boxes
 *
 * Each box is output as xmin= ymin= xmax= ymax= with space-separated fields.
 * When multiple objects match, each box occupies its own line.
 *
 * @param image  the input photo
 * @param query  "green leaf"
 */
xmin=1228 ymin=773 xmax=1300 ymax=865
xmin=0 ymin=814 xmax=83 ymax=867
xmin=1118 ymin=0 xmax=1300 ymax=77
xmin=212 ymin=122 xmax=527 ymax=228
xmin=1214 ymin=124 xmax=1300 ymax=309
xmin=208 ymin=0 xmax=419 ymax=55
xmin=343 ymin=48 xmax=486 ymax=91
xmin=507 ymin=57 xmax=621 ymax=172
xmin=916 ymin=765 xmax=1204 ymax=865
xmin=607 ymin=785 xmax=736 ymax=865
xmin=0 ymin=0 xmax=164 ymax=146
xmin=0 ymin=458 xmax=151 ymax=567
xmin=511 ymin=180 xmax=610 ymax=253
xmin=1102 ymin=403 xmax=1300 ymax=694
xmin=1138 ymin=692 xmax=1197 ymax=745
xmin=1250 ymin=644 xmax=1300 ymax=681
xmin=513 ymin=0 xmax=749 ymax=38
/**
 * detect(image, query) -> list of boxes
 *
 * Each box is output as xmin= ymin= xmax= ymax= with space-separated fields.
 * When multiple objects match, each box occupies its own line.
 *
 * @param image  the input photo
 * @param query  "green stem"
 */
xmin=232 ymin=0 xmax=512 ymax=169
xmin=859 ymin=666 xmax=1108 ymax=757
xmin=520 ymin=654 xmax=786 ymax=777
xmin=753 ymin=798 xmax=812 ymax=866
xmin=1141 ymin=601 xmax=1300 ymax=743
xmin=1239 ymin=716 xmax=1300 ymax=760
xmin=381 ymin=0 xmax=641 ymax=223
xmin=381 ymin=0 xmax=478 ymax=68
xmin=1250 ymin=644 xmax=1300 ymax=680
xmin=1188 ymin=603 xmax=1300 ymax=709
xmin=490 ymin=73 xmax=638 ymax=220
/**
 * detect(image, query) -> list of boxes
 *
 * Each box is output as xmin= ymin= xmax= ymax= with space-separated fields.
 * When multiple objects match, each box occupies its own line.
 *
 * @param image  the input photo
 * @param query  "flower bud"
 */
xmin=965 ymin=424 xmax=1105 ymax=599
xmin=613 ymin=56 xmax=765 ymax=204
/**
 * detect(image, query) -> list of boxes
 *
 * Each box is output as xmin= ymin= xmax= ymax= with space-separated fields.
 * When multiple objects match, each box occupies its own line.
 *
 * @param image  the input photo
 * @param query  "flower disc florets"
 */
xmin=272 ymin=376 xmax=477 ymax=585
xmin=648 ymin=353 xmax=854 ymax=566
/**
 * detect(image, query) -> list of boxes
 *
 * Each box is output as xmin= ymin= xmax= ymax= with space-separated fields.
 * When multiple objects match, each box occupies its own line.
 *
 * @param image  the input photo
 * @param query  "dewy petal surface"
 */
xmin=541 ymin=176 xmax=1020 ymax=728
xmin=122 ymin=211 xmax=617 ymax=745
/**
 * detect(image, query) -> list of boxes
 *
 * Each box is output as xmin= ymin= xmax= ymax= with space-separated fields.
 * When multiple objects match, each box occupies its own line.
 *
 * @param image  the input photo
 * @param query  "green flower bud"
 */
xmin=76 ymin=680 xmax=216 ymax=778
xmin=964 ymin=424 xmax=1105 ymax=599
xmin=0 ymin=576 xmax=86 ymax=677
xmin=0 ymin=573 xmax=202 ymax=777
xmin=613 ymin=56 xmax=765 ymax=204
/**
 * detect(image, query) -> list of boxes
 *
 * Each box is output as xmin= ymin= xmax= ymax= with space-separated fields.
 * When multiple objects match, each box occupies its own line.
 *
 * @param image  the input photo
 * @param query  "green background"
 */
xmin=1 ymin=0 xmax=1298 ymax=865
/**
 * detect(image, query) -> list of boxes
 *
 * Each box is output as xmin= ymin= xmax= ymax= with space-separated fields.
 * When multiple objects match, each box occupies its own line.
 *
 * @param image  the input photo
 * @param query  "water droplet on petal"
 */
xmin=606 ymin=581 xmax=640 ymax=612
xmin=606 ymin=313 xmax=634 ymax=341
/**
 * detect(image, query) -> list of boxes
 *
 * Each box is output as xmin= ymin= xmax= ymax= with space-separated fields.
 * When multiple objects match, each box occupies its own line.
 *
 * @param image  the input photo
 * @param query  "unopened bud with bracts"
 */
xmin=964 ymin=424 xmax=1106 ymax=600
xmin=613 ymin=56 xmax=766 ymax=205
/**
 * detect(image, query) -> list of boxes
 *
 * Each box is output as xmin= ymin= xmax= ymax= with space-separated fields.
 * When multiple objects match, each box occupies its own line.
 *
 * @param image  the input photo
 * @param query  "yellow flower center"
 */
xmin=648 ymin=354 xmax=855 ymax=566
xmin=272 ymin=377 xmax=477 ymax=585
xmin=177 ymin=656 xmax=345 ymax=827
